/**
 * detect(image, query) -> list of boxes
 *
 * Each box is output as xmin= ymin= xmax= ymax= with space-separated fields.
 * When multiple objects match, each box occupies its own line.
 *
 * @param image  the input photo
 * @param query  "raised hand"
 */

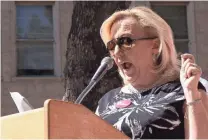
xmin=180 ymin=53 xmax=202 ymax=103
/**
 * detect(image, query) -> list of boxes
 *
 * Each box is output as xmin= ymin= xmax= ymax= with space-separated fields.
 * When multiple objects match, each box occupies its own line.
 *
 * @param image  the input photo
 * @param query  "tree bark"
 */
xmin=64 ymin=1 xmax=131 ymax=111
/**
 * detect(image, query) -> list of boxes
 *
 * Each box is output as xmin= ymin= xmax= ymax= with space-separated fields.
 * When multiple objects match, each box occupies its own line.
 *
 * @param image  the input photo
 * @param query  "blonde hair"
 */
xmin=100 ymin=6 xmax=180 ymax=85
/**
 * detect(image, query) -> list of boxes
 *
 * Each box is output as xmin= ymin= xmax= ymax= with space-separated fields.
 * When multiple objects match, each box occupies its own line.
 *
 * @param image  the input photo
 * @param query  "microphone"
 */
xmin=75 ymin=57 xmax=114 ymax=104
xmin=90 ymin=57 xmax=114 ymax=83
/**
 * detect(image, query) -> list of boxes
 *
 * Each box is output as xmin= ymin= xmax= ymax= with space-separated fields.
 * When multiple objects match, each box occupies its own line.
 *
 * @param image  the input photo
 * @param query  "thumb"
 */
xmin=181 ymin=54 xmax=185 ymax=65
xmin=180 ymin=55 xmax=185 ymax=72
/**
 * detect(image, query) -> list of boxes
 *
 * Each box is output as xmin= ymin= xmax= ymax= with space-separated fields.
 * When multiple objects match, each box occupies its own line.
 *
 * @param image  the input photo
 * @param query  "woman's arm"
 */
xmin=180 ymin=53 xmax=208 ymax=139
xmin=184 ymin=89 xmax=208 ymax=139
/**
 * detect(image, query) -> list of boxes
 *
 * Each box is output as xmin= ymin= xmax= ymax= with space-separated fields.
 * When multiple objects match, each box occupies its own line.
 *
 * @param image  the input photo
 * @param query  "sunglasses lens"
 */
xmin=118 ymin=37 xmax=133 ymax=47
xmin=126 ymin=37 xmax=133 ymax=45
xmin=107 ymin=41 xmax=116 ymax=51
xmin=107 ymin=37 xmax=134 ymax=51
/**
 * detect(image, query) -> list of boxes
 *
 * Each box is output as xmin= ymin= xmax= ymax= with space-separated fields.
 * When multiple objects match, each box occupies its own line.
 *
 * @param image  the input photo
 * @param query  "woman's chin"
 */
xmin=119 ymin=67 xmax=138 ymax=84
xmin=124 ymin=75 xmax=137 ymax=84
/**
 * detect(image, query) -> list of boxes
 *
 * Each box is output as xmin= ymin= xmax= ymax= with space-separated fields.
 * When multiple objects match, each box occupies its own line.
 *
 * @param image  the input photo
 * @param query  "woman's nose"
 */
xmin=113 ymin=45 xmax=123 ymax=57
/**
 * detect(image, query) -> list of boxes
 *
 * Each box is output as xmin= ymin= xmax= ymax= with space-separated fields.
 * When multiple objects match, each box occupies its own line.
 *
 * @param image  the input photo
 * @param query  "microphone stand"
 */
xmin=74 ymin=81 xmax=97 ymax=104
xmin=75 ymin=66 xmax=108 ymax=104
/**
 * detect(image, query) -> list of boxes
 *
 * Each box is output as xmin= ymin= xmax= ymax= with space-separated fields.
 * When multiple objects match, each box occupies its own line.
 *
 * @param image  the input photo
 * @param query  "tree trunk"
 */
xmin=64 ymin=1 xmax=131 ymax=111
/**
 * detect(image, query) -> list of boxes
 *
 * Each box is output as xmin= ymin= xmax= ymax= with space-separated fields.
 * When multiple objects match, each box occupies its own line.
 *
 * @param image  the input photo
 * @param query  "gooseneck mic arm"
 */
xmin=74 ymin=80 xmax=100 ymax=104
xmin=75 ymin=57 xmax=114 ymax=104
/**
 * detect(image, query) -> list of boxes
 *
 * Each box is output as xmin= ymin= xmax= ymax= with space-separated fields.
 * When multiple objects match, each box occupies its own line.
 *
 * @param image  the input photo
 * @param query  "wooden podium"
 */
xmin=1 ymin=99 xmax=129 ymax=139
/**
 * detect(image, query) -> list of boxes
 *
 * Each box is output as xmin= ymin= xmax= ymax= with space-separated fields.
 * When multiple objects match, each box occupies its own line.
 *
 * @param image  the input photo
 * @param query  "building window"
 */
xmin=16 ymin=4 xmax=54 ymax=76
xmin=151 ymin=2 xmax=189 ymax=54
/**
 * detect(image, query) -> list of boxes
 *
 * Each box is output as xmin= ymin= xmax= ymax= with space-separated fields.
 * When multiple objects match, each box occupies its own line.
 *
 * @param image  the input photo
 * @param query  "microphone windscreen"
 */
xmin=101 ymin=57 xmax=114 ymax=70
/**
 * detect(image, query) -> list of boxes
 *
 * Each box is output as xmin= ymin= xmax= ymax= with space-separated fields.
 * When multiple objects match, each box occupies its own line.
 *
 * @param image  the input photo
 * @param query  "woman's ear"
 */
xmin=152 ymin=38 xmax=160 ymax=54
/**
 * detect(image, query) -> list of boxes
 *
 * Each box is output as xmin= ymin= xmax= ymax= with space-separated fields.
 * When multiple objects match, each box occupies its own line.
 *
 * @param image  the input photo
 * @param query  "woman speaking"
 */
xmin=96 ymin=6 xmax=208 ymax=139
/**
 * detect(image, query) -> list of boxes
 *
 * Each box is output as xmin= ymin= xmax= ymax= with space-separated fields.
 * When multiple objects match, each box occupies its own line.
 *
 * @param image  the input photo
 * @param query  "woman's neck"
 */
xmin=131 ymin=72 xmax=161 ymax=90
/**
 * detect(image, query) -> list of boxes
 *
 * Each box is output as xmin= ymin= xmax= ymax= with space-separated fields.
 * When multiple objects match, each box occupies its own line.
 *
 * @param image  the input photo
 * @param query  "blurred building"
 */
xmin=1 ymin=1 xmax=208 ymax=116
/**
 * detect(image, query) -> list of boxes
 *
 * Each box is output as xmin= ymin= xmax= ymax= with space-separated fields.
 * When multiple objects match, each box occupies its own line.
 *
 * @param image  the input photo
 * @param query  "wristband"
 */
xmin=186 ymin=98 xmax=202 ymax=106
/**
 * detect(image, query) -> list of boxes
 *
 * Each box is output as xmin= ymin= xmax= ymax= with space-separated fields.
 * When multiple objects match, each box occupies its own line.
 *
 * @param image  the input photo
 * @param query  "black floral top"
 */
xmin=96 ymin=80 xmax=205 ymax=139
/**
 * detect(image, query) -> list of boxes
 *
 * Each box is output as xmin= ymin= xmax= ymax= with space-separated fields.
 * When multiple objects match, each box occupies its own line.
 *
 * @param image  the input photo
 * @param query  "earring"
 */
xmin=152 ymin=54 xmax=158 ymax=64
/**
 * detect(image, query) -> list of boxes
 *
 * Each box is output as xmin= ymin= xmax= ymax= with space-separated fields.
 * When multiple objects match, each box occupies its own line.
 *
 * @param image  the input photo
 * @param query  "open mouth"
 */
xmin=121 ymin=62 xmax=132 ymax=70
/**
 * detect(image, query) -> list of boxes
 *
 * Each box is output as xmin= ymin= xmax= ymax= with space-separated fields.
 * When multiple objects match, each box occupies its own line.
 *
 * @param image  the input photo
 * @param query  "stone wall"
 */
xmin=194 ymin=2 xmax=208 ymax=78
xmin=1 ymin=1 xmax=73 ymax=116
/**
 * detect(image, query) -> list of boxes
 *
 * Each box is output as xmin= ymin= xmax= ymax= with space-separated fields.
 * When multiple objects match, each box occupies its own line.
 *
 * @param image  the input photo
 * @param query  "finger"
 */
xmin=181 ymin=57 xmax=194 ymax=69
xmin=181 ymin=53 xmax=195 ymax=63
xmin=181 ymin=54 xmax=185 ymax=66
xmin=183 ymin=58 xmax=194 ymax=67
xmin=186 ymin=65 xmax=202 ymax=78
xmin=180 ymin=57 xmax=187 ymax=72
xmin=181 ymin=59 xmax=193 ymax=78
xmin=185 ymin=62 xmax=196 ymax=77
xmin=180 ymin=57 xmax=187 ymax=78
xmin=181 ymin=53 xmax=195 ymax=62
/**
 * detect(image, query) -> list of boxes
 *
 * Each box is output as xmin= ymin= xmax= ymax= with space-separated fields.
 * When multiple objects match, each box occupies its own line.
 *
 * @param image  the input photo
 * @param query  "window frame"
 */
xmin=150 ymin=2 xmax=189 ymax=53
xmin=148 ymin=1 xmax=197 ymax=59
xmin=14 ymin=1 xmax=62 ymax=77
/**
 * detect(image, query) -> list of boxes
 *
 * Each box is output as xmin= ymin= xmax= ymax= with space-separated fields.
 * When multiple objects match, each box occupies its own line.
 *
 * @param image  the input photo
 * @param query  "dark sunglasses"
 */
xmin=106 ymin=36 xmax=157 ymax=51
